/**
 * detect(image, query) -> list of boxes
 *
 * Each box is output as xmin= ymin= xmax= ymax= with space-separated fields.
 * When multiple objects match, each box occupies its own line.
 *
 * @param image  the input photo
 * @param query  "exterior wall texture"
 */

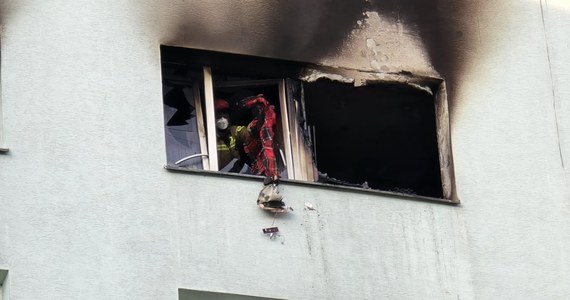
xmin=0 ymin=0 xmax=569 ymax=299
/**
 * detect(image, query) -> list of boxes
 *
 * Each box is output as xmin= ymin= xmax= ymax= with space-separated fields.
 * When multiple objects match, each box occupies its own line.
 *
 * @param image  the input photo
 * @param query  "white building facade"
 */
xmin=1 ymin=1 xmax=569 ymax=299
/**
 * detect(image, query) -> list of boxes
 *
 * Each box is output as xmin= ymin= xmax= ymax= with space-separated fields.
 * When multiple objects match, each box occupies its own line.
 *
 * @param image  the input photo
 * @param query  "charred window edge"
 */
xmin=299 ymin=66 xmax=442 ymax=93
xmin=435 ymin=82 xmax=457 ymax=201
xmin=298 ymin=67 xmax=457 ymax=202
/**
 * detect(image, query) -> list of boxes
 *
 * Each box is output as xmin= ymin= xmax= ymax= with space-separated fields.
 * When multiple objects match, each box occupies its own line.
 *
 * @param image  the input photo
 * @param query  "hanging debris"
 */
xmin=262 ymin=227 xmax=279 ymax=235
xmin=262 ymin=213 xmax=286 ymax=244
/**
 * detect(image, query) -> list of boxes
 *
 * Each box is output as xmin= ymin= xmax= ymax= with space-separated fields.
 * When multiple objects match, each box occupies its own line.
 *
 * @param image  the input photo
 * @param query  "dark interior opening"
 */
xmin=304 ymin=79 xmax=443 ymax=198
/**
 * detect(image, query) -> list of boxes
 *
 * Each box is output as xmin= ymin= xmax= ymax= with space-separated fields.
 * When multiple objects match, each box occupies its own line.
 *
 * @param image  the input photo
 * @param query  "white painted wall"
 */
xmin=0 ymin=0 xmax=569 ymax=299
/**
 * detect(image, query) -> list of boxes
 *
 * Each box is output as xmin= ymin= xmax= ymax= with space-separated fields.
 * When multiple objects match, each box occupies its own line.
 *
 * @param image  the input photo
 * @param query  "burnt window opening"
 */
xmin=161 ymin=45 xmax=455 ymax=200
xmin=305 ymin=80 xmax=443 ymax=198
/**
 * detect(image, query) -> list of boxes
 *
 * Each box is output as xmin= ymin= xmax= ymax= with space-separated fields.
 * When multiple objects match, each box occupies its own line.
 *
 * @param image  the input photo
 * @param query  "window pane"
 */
xmin=162 ymin=66 xmax=206 ymax=169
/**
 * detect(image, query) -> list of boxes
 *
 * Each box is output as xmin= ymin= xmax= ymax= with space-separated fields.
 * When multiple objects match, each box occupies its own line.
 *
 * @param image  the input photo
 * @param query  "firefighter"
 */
xmin=215 ymin=98 xmax=250 ymax=173
xmin=215 ymin=96 xmax=284 ymax=211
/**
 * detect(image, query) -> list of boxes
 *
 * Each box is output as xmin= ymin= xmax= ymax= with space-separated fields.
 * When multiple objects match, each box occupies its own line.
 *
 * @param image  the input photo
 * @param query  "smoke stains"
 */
xmin=154 ymin=1 xmax=369 ymax=63
xmin=150 ymin=0 xmax=478 ymax=112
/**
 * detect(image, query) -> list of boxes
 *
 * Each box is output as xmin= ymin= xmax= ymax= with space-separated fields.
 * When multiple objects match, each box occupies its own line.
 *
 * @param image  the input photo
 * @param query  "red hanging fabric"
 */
xmin=239 ymin=94 xmax=280 ymax=180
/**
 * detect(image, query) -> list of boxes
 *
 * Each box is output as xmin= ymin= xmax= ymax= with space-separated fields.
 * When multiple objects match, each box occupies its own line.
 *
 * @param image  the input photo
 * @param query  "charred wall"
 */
xmin=148 ymin=0 xmax=480 ymax=117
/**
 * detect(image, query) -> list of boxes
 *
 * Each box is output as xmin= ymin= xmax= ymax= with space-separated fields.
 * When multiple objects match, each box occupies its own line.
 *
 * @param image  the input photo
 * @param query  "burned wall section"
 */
xmin=154 ymin=1 xmax=368 ymax=65
xmin=142 ymin=1 xmax=461 ymax=74
xmin=366 ymin=0 xmax=480 ymax=105
xmin=150 ymin=0 xmax=482 ymax=124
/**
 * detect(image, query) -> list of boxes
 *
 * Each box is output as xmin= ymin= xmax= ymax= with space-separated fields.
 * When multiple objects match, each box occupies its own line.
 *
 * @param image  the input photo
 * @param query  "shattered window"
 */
xmin=161 ymin=46 xmax=455 ymax=200
xmin=162 ymin=68 xmax=205 ymax=170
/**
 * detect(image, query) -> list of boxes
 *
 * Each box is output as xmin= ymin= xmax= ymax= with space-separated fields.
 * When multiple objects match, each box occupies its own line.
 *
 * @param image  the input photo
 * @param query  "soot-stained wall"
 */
xmin=1 ymin=1 xmax=570 ymax=299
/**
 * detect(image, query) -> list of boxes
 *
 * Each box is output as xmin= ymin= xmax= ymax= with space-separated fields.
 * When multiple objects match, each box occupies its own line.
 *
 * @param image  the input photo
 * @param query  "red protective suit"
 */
xmin=238 ymin=94 xmax=280 ymax=181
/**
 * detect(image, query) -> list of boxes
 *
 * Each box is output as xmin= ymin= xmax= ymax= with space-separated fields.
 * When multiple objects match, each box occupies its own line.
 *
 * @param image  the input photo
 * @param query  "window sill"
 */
xmin=164 ymin=165 xmax=459 ymax=205
xmin=0 ymin=148 xmax=9 ymax=154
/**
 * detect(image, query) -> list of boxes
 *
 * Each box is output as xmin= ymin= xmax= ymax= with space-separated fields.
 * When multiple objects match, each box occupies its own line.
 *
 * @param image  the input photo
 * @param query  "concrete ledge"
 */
xmin=0 ymin=148 xmax=9 ymax=154
xmin=164 ymin=164 xmax=459 ymax=205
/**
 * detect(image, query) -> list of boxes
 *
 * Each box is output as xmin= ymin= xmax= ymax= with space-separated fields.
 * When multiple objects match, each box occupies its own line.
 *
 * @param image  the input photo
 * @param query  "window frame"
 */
xmin=434 ymin=81 xmax=455 ymax=200
xmin=210 ymin=78 xmax=295 ymax=179
xmin=201 ymin=70 xmax=299 ymax=178
xmin=168 ymin=65 xmax=315 ymax=181
xmin=161 ymin=46 xmax=457 ymax=203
